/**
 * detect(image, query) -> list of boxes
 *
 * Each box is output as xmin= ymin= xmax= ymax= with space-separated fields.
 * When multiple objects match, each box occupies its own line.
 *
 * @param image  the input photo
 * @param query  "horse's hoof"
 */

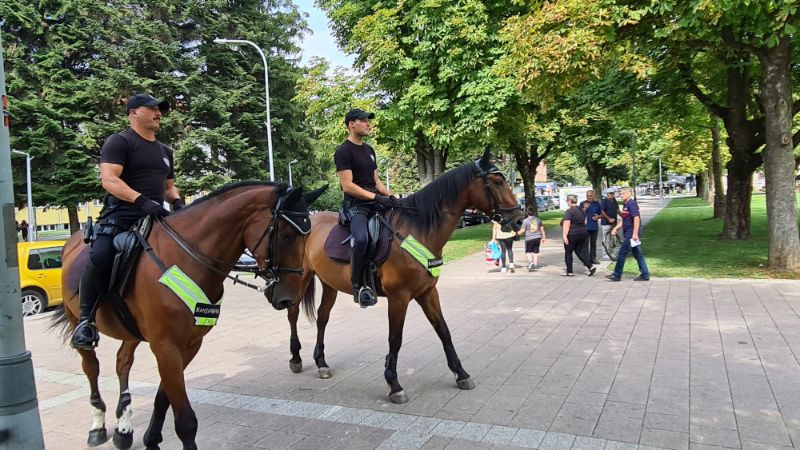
xmin=318 ymin=367 xmax=332 ymax=379
xmin=388 ymin=390 xmax=408 ymax=404
xmin=87 ymin=428 xmax=109 ymax=447
xmin=113 ymin=429 xmax=133 ymax=450
xmin=289 ymin=360 xmax=303 ymax=373
xmin=457 ymin=378 xmax=475 ymax=390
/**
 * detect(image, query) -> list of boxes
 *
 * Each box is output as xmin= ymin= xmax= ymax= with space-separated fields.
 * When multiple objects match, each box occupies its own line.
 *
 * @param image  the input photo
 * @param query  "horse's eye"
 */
xmin=282 ymin=233 xmax=295 ymax=243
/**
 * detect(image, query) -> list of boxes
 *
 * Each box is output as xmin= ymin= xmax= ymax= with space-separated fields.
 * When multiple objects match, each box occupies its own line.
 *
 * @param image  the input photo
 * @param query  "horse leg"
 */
xmin=145 ymin=340 xmax=203 ymax=450
xmin=78 ymin=348 xmax=111 ymax=447
xmin=384 ymin=297 xmax=411 ymax=404
xmin=142 ymin=383 xmax=169 ymax=450
xmin=313 ymin=282 xmax=338 ymax=379
xmin=416 ymin=288 xmax=474 ymax=390
xmin=287 ymin=304 xmax=303 ymax=373
xmin=112 ymin=340 xmax=139 ymax=450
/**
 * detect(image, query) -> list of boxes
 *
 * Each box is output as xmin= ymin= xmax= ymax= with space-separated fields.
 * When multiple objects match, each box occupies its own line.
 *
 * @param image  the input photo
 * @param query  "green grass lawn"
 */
xmin=613 ymin=193 xmax=800 ymax=279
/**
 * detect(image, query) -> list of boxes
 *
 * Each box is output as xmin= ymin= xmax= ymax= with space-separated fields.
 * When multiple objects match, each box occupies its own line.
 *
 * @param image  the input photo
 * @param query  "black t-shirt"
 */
xmin=600 ymin=198 xmax=619 ymax=225
xmin=334 ymin=139 xmax=377 ymax=198
xmin=563 ymin=206 xmax=587 ymax=234
xmin=101 ymin=128 xmax=174 ymax=213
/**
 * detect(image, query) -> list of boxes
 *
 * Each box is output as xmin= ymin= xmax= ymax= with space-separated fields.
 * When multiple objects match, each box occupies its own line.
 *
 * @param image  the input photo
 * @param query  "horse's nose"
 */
xmin=274 ymin=298 xmax=293 ymax=310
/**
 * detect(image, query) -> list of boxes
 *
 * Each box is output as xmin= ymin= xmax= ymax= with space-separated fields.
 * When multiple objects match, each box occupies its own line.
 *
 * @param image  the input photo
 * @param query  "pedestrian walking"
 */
xmin=492 ymin=220 xmax=517 ymax=272
xmin=518 ymin=206 xmax=545 ymax=271
xmin=19 ymin=220 xmax=29 ymax=241
xmin=599 ymin=188 xmax=619 ymax=252
xmin=606 ymin=187 xmax=650 ymax=282
xmin=581 ymin=190 xmax=601 ymax=264
xmin=561 ymin=194 xmax=596 ymax=277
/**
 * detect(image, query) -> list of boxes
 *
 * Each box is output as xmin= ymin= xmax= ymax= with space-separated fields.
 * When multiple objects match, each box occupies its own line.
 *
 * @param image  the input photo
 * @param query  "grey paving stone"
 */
xmin=376 ymin=431 xmax=433 ymax=450
xmin=550 ymin=403 xmax=603 ymax=436
xmin=509 ymin=428 xmax=546 ymax=448
xmin=604 ymin=402 xmax=645 ymax=419
xmin=570 ymin=436 xmax=607 ymax=450
xmin=252 ymin=430 xmax=304 ymax=449
xmin=407 ymin=416 xmax=444 ymax=435
xmin=639 ymin=428 xmax=689 ymax=450
xmin=643 ymin=413 xmax=689 ymax=433
xmin=361 ymin=411 xmax=396 ymax=428
xmin=539 ymin=432 xmax=576 ymax=450
xmin=601 ymin=441 xmax=638 ymax=450
xmin=594 ymin=414 xmax=643 ymax=444
xmin=421 ymin=435 xmax=453 ymax=450
xmin=688 ymin=425 xmax=740 ymax=448
xmin=456 ymin=422 xmax=492 ymax=441
xmin=481 ymin=425 xmax=519 ymax=445
xmin=430 ymin=419 xmax=467 ymax=438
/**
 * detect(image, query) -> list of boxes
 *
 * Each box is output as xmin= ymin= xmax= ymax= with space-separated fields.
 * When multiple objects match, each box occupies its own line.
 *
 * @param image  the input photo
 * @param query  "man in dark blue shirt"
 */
xmin=606 ymin=187 xmax=650 ymax=281
xmin=581 ymin=190 xmax=601 ymax=264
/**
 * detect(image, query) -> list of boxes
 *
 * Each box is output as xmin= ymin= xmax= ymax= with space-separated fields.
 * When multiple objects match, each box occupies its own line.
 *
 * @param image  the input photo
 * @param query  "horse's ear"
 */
xmin=283 ymin=186 xmax=304 ymax=207
xmin=479 ymin=147 xmax=492 ymax=168
xmin=303 ymin=185 xmax=328 ymax=205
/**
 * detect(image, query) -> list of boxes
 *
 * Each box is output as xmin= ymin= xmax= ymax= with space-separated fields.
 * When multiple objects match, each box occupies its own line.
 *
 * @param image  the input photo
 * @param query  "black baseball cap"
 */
xmin=344 ymin=108 xmax=375 ymax=125
xmin=126 ymin=93 xmax=170 ymax=114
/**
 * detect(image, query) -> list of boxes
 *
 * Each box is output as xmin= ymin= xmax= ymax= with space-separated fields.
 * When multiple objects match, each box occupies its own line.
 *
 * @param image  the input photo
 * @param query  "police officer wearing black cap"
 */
xmin=71 ymin=93 xmax=184 ymax=349
xmin=335 ymin=108 xmax=395 ymax=308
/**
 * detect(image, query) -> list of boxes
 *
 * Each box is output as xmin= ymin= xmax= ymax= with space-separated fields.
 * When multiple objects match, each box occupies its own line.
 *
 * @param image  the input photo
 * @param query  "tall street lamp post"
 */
xmin=621 ymin=130 xmax=637 ymax=201
xmin=0 ymin=32 xmax=46 ymax=449
xmin=11 ymin=149 xmax=36 ymax=241
xmin=213 ymin=38 xmax=275 ymax=181
xmin=288 ymin=159 xmax=298 ymax=187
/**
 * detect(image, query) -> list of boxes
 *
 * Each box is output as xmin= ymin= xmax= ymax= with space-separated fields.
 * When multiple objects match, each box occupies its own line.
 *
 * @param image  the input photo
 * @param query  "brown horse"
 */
xmin=288 ymin=151 xmax=524 ymax=403
xmin=54 ymin=182 xmax=324 ymax=450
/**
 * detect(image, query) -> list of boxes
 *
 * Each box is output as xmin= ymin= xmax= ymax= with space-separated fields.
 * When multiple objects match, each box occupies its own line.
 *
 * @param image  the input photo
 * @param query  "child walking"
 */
xmin=519 ymin=206 xmax=546 ymax=271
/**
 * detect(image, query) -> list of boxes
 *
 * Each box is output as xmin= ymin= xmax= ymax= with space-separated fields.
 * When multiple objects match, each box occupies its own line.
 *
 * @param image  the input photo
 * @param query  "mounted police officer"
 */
xmin=71 ymin=93 xmax=184 ymax=350
xmin=335 ymin=109 xmax=395 ymax=308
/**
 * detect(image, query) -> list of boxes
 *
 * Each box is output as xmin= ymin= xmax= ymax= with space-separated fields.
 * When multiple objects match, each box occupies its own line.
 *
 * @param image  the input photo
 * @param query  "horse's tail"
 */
xmin=49 ymin=303 xmax=75 ymax=345
xmin=302 ymin=275 xmax=317 ymax=324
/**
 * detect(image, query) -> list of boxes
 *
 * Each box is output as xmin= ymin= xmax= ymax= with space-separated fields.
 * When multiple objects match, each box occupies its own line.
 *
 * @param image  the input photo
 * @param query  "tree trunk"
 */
xmin=710 ymin=114 xmax=726 ymax=218
xmin=515 ymin=149 xmax=537 ymax=214
xmin=703 ymin=167 xmax=713 ymax=204
xmin=758 ymin=37 xmax=800 ymax=270
xmin=722 ymin=159 xmax=754 ymax=239
xmin=695 ymin=172 xmax=706 ymax=199
xmin=67 ymin=204 xmax=80 ymax=235
xmin=585 ymin=161 xmax=604 ymax=195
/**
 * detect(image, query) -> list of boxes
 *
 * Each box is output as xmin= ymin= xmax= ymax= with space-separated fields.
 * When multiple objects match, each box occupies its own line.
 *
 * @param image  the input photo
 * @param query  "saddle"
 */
xmin=68 ymin=217 xmax=153 ymax=341
xmin=324 ymin=212 xmax=394 ymax=297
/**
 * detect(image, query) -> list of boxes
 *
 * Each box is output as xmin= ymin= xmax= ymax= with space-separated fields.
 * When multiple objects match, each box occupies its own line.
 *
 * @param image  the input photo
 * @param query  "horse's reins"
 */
xmin=150 ymin=190 xmax=309 ymax=293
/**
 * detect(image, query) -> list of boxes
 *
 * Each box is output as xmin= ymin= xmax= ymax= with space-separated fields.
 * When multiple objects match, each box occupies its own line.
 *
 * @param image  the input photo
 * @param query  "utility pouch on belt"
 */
xmin=83 ymin=217 xmax=94 ymax=243
xmin=338 ymin=198 xmax=352 ymax=227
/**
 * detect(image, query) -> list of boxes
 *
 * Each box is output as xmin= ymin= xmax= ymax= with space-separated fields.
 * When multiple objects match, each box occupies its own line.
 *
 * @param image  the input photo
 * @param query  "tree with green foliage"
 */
xmin=499 ymin=0 xmax=800 ymax=270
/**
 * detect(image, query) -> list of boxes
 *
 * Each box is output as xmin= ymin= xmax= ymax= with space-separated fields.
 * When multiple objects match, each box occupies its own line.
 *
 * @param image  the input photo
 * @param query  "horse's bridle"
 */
xmin=248 ymin=192 xmax=311 ymax=290
xmin=473 ymin=160 xmax=522 ymax=228
xmin=156 ymin=189 xmax=310 ymax=293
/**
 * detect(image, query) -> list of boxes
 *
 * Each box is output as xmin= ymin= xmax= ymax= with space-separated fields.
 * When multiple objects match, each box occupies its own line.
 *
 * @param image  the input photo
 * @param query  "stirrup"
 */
xmin=70 ymin=320 xmax=99 ymax=350
xmin=356 ymin=286 xmax=377 ymax=309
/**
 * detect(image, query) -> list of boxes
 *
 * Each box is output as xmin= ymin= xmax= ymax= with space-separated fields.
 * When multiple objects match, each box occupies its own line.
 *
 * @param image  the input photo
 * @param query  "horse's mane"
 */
xmin=394 ymin=163 xmax=475 ymax=232
xmin=177 ymin=181 xmax=286 ymax=212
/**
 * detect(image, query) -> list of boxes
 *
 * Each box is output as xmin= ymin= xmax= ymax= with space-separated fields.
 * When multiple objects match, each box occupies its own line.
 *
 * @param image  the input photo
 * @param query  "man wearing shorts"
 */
xmin=519 ymin=206 xmax=546 ymax=271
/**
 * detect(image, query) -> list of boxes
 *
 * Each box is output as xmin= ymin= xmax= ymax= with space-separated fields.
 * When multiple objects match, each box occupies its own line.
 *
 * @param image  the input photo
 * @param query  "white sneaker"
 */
xmin=500 ymin=267 xmax=507 ymax=273
xmin=509 ymin=265 xmax=515 ymax=273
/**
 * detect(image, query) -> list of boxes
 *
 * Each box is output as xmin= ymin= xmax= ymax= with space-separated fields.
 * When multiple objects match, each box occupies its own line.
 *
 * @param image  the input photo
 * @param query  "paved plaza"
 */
xmin=23 ymin=198 xmax=800 ymax=449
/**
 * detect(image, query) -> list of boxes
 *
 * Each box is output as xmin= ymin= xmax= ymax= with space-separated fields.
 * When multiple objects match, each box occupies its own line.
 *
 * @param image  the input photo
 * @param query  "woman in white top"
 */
xmin=492 ymin=220 xmax=517 ymax=272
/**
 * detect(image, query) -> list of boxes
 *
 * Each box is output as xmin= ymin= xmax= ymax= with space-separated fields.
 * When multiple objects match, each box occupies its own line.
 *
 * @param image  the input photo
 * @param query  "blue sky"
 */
xmin=294 ymin=0 xmax=354 ymax=69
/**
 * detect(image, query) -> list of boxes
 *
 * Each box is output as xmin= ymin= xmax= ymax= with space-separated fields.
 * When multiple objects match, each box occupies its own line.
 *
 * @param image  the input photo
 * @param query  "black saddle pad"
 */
xmin=324 ymin=223 xmax=392 ymax=264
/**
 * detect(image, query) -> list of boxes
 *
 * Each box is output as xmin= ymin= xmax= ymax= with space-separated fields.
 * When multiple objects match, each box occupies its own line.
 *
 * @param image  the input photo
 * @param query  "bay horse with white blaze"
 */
xmin=288 ymin=150 xmax=524 ymax=403
xmin=54 ymin=182 xmax=324 ymax=450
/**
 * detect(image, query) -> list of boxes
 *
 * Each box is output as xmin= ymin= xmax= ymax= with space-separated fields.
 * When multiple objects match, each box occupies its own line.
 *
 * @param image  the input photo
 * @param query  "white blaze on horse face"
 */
xmin=91 ymin=405 xmax=105 ymax=430
xmin=117 ymin=404 xmax=134 ymax=434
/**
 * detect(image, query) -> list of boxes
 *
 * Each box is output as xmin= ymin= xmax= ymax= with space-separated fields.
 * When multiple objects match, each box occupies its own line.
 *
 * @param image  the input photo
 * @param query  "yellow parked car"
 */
xmin=17 ymin=241 xmax=65 ymax=316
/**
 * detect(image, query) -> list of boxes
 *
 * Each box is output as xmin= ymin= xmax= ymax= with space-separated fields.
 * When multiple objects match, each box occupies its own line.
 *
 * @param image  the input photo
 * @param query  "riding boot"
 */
xmin=70 ymin=261 xmax=105 ymax=350
xmin=350 ymin=252 xmax=377 ymax=308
